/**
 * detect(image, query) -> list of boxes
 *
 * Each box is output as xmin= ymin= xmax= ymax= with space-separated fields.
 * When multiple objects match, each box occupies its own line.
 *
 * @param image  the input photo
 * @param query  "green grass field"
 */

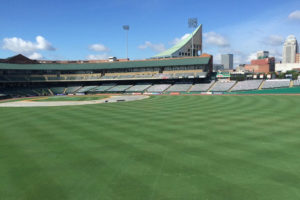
xmin=1 ymin=95 xmax=300 ymax=200
xmin=32 ymin=95 xmax=108 ymax=101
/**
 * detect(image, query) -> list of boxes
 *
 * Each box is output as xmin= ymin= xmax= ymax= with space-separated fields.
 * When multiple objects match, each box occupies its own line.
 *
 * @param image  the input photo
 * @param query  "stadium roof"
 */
xmin=0 ymin=57 xmax=210 ymax=71
xmin=153 ymin=25 xmax=202 ymax=58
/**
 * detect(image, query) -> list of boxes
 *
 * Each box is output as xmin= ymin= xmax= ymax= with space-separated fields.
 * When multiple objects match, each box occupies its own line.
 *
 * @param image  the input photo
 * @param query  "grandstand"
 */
xmin=210 ymin=81 xmax=236 ymax=92
xmin=262 ymin=79 xmax=291 ymax=89
xmin=126 ymin=84 xmax=152 ymax=92
xmin=231 ymin=80 xmax=263 ymax=91
xmin=147 ymin=84 xmax=171 ymax=93
xmin=166 ymin=83 xmax=193 ymax=92
xmin=293 ymin=80 xmax=300 ymax=86
xmin=189 ymin=81 xmax=215 ymax=92
xmin=107 ymin=85 xmax=133 ymax=92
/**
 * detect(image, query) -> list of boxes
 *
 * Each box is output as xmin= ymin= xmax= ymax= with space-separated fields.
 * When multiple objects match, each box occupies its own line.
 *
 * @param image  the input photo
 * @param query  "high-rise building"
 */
xmin=221 ymin=54 xmax=233 ymax=70
xmin=282 ymin=35 xmax=299 ymax=63
xmin=257 ymin=51 xmax=269 ymax=59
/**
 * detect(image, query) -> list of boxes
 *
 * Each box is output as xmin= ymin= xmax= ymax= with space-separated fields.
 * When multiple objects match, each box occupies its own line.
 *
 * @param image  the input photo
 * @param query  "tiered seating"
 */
xmin=167 ymin=83 xmax=192 ymax=92
xmin=107 ymin=85 xmax=133 ymax=92
xmin=153 ymin=74 xmax=173 ymax=79
xmin=293 ymin=80 xmax=300 ymax=86
xmin=262 ymin=79 xmax=290 ymax=89
xmin=210 ymin=81 xmax=236 ymax=92
xmin=90 ymin=84 xmax=116 ymax=92
xmin=231 ymin=80 xmax=263 ymax=91
xmin=147 ymin=84 xmax=171 ymax=93
xmin=47 ymin=76 xmax=65 ymax=81
xmin=85 ymin=75 xmax=101 ymax=80
xmin=6 ymin=76 xmax=28 ymax=82
xmin=66 ymin=76 xmax=85 ymax=81
xmin=32 ymin=88 xmax=51 ymax=96
xmin=118 ymin=75 xmax=135 ymax=79
xmin=134 ymin=74 xmax=153 ymax=79
xmin=126 ymin=84 xmax=152 ymax=92
xmin=0 ymin=76 xmax=8 ymax=82
xmin=195 ymin=72 xmax=208 ymax=78
xmin=174 ymin=73 xmax=194 ymax=79
xmin=65 ymin=86 xmax=81 ymax=94
xmin=29 ymin=76 xmax=46 ymax=81
xmin=189 ymin=81 xmax=215 ymax=92
xmin=76 ymin=86 xmax=98 ymax=93
xmin=100 ymin=75 xmax=118 ymax=80
xmin=50 ymin=87 xmax=65 ymax=94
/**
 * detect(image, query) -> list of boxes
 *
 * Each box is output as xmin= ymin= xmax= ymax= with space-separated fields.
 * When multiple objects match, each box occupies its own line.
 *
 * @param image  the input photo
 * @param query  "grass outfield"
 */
xmin=32 ymin=95 xmax=108 ymax=101
xmin=1 ymin=95 xmax=300 ymax=200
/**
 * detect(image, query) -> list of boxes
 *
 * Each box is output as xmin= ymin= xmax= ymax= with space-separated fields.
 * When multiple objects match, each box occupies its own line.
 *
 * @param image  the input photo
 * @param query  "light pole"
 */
xmin=188 ymin=18 xmax=198 ymax=57
xmin=123 ymin=25 xmax=129 ymax=60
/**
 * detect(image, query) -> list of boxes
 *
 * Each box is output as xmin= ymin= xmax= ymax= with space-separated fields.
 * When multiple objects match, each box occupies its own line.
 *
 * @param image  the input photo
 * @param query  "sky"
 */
xmin=0 ymin=0 xmax=300 ymax=66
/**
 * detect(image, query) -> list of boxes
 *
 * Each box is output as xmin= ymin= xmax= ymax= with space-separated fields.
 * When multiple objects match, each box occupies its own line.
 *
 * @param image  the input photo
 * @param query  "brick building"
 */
xmin=245 ymin=57 xmax=275 ymax=73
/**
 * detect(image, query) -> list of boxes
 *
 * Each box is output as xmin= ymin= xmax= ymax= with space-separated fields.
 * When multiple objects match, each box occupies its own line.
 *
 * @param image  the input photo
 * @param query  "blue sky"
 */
xmin=0 ymin=0 xmax=300 ymax=66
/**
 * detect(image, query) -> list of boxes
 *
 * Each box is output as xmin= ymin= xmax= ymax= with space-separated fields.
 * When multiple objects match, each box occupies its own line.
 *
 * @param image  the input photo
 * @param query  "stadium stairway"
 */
xmin=258 ymin=80 xmax=265 ymax=90
xmin=187 ymin=84 xmax=194 ymax=92
xmin=48 ymin=88 xmax=54 ymax=95
xmin=207 ymin=81 xmax=217 ymax=92
xmin=228 ymin=81 xmax=238 ymax=92
xmin=163 ymin=84 xmax=173 ymax=93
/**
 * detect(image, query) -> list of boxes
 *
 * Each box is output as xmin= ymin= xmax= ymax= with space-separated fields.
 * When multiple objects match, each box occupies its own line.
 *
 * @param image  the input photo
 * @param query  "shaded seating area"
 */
xmin=189 ymin=81 xmax=215 ymax=92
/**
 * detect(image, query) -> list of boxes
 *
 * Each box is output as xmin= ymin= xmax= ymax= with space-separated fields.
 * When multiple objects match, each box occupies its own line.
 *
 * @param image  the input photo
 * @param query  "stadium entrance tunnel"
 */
xmin=0 ymin=95 xmax=149 ymax=107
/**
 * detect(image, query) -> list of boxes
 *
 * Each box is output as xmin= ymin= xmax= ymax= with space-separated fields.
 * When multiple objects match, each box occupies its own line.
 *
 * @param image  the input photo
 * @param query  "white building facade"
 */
xmin=282 ymin=35 xmax=299 ymax=63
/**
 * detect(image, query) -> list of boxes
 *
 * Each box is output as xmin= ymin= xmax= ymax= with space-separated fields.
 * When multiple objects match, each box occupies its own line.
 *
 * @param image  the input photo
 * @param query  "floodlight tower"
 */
xmin=123 ymin=25 xmax=130 ymax=60
xmin=188 ymin=18 xmax=198 ymax=57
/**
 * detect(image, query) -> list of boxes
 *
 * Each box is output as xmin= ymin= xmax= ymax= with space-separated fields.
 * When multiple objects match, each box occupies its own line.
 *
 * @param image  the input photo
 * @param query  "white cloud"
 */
xmin=289 ymin=10 xmax=300 ymax=20
xmin=247 ymin=52 xmax=257 ymax=63
xmin=170 ymin=33 xmax=190 ymax=45
xmin=2 ymin=36 xmax=55 ymax=53
xmin=86 ymin=54 xmax=109 ymax=60
xmin=89 ymin=43 xmax=110 ymax=52
xmin=138 ymin=41 xmax=166 ymax=52
xmin=263 ymin=35 xmax=284 ymax=46
xmin=28 ymin=52 xmax=43 ymax=60
xmin=204 ymin=32 xmax=230 ymax=47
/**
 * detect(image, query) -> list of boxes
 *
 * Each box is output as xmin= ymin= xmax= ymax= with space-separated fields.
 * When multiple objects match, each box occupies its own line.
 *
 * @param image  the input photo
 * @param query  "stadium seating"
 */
xmin=147 ymin=84 xmax=171 ymax=93
xmin=100 ymin=75 xmax=118 ymax=80
xmin=231 ymin=80 xmax=263 ymax=91
xmin=50 ymin=87 xmax=66 ymax=95
xmin=65 ymin=86 xmax=81 ymax=94
xmin=210 ymin=81 xmax=236 ymax=92
xmin=89 ymin=84 xmax=116 ymax=92
xmin=134 ymin=74 xmax=153 ymax=79
xmin=29 ymin=76 xmax=46 ymax=81
xmin=107 ymin=85 xmax=133 ymax=92
xmin=166 ymin=83 xmax=192 ymax=92
xmin=76 ymin=86 xmax=98 ymax=93
xmin=65 ymin=76 xmax=85 ymax=81
xmin=293 ymin=80 xmax=300 ymax=86
xmin=189 ymin=81 xmax=215 ymax=92
xmin=195 ymin=72 xmax=208 ymax=78
xmin=173 ymin=73 xmax=194 ymax=79
xmin=126 ymin=84 xmax=152 ymax=92
xmin=153 ymin=74 xmax=173 ymax=79
xmin=262 ymin=79 xmax=290 ymax=89
xmin=47 ymin=76 xmax=66 ymax=81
